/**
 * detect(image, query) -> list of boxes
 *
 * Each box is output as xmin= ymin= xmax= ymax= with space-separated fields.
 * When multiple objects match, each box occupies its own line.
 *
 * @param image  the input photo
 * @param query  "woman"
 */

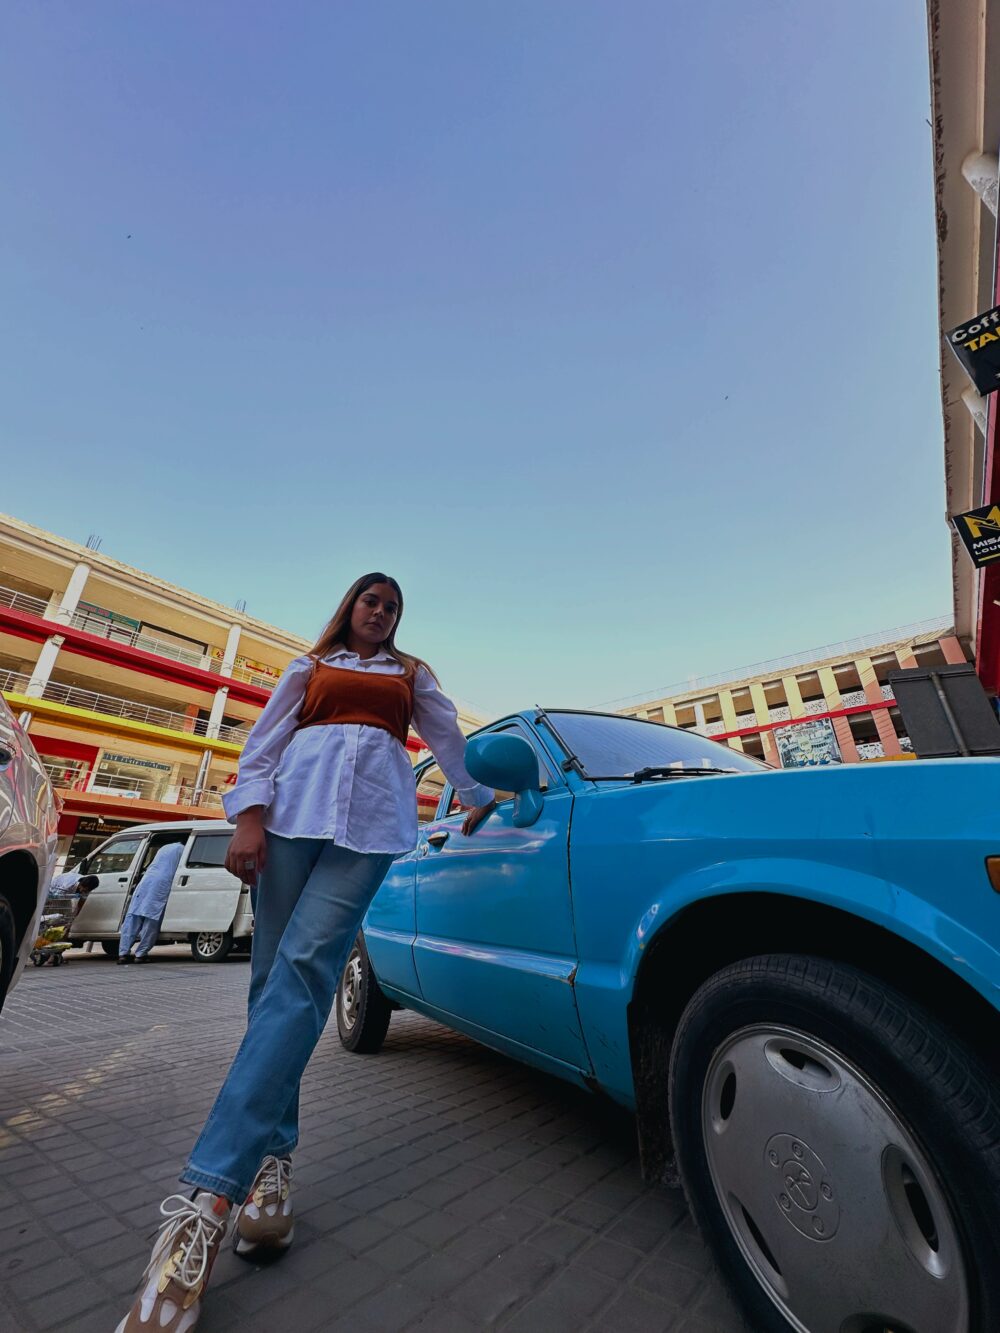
xmin=117 ymin=573 xmax=495 ymax=1333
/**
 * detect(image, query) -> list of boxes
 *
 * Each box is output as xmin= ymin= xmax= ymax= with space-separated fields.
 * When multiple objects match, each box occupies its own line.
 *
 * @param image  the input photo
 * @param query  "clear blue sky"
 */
xmin=1 ymin=1 xmax=949 ymax=716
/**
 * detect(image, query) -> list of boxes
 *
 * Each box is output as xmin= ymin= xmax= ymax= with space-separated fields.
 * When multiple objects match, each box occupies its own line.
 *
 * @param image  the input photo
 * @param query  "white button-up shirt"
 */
xmin=223 ymin=647 xmax=494 ymax=855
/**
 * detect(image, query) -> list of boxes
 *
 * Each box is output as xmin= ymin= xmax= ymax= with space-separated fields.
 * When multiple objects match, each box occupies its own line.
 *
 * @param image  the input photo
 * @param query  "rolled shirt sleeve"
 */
xmin=411 ymin=667 xmax=495 ymax=808
xmin=223 ymin=656 xmax=312 ymax=821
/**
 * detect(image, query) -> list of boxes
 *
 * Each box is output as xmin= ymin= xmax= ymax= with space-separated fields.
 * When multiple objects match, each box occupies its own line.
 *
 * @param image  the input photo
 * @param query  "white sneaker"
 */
xmin=115 ymin=1192 xmax=229 ymax=1333
xmin=233 ymin=1155 xmax=294 ymax=1259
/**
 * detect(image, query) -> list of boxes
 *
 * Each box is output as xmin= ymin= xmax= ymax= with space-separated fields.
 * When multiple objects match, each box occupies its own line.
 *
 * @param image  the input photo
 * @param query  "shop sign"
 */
xmin=945 ymin=305 xmax=1000 ymax=395
xmin=77 ymin=601 xmax=141 ymax=630
xmin=774 ymin=718 xmax=843 ymax=768
xmin=101 ymin=752 xmax=172 ymax=772
xmin=951 ymin=503 xmax=1000 ymax=569
xmin=210 ymin=648 xmax=283 ymax=682
xmin=75 ymin=817 xmax=137 ymax=836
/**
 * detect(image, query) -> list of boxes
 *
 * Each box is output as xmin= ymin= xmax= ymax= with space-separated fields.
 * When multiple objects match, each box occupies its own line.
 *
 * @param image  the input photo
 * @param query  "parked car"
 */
xmin=337 ymin=708 xmax=1000 ymax=1333
xmin=67 ymin=819 xmax=253 ymax=962
xmin=0 ymin=694 xmax=58 ymax=1009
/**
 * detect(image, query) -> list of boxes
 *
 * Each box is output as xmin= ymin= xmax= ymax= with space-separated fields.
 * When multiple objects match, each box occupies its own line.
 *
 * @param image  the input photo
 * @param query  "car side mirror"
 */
xmin=464 ymin=733 xmax=544 ymax=828
xmin=79 ymin=858 xmax=90 ymax=874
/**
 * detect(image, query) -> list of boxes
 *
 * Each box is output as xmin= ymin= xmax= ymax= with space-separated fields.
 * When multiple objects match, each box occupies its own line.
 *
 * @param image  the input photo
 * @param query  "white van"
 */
xmin=67 ymin=819 xmax=253 ymax=962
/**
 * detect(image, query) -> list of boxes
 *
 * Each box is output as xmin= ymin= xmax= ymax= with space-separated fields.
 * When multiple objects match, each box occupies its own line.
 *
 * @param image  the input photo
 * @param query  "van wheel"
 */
xmin=101 ymin=940 xmax=119 ymax=959
xmin=0 ymin=896 xmax=15 ymax=1010
xmin=190 ymin=929 xmax=233 ymax=963
xmin=669 ymin=954 xmax=1000 ymax=1333
xmin=337 ymin=934 xmax=392 ymax=1053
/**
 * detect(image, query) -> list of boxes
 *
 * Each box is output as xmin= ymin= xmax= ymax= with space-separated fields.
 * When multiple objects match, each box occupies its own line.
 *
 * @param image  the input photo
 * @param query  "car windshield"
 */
xmin=542 ymin=711 xmax=768 ymax=779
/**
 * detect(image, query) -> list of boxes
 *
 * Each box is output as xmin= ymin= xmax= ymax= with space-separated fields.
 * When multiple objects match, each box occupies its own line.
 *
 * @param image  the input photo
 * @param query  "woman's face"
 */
xmin=350 ymin=582 xmax=400 ymax=648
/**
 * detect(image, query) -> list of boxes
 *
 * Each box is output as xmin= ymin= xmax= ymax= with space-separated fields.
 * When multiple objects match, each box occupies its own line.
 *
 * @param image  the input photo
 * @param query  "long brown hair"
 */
xmin=308 ymin=573 xmax=437 ymax=682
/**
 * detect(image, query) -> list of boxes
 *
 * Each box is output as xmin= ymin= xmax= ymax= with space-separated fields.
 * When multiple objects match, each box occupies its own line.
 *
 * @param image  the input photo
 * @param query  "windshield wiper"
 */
xmin=630 ymin=765 xmax=737 ymax=784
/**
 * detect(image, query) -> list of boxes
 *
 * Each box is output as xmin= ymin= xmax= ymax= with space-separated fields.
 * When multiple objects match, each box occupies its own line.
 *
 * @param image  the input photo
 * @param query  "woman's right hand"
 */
xmin=226 ymin=810 xmax=267 ymax=886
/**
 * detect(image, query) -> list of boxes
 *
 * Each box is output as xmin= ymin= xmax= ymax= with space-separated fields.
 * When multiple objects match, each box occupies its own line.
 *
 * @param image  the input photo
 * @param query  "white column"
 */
xmin=962 ymin=385 xmax=988 ymax=436
xmin=192 ymin=750 xmax=212 ymax=805
xmin=221 ymin=623 xmax=242 ymax=676
xmin=962 ymin=151 xmax=999 ymax=217
xmin=206 ymin=686 xmax=230 ymax=739
xmin=693 ymin=701 xmax=708 ymax=733
xmin=26 ymin=634 xmax=66 ymax=697
xmin=51 ymin=561 xmax=91 ymax=626
xmin=85 ymin=750 xmax=106 ymax=791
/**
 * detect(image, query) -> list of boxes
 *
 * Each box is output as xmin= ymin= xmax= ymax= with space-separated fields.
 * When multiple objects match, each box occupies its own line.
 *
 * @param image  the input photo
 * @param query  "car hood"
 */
xmin=591 ymin=756 xmax=1000 ymax=843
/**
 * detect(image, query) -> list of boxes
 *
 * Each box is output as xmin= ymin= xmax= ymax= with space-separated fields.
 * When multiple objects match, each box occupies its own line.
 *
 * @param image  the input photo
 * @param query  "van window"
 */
xmin=186 ymin=833 xmax=233 ymax=869
xmin=87 ymin=836 xmax=146 ymax=876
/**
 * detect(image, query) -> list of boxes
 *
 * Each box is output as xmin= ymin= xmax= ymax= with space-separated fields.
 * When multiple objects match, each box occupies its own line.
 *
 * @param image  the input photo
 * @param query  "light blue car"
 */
xmin=335 ymin=709 xmax=1000 ymax=1333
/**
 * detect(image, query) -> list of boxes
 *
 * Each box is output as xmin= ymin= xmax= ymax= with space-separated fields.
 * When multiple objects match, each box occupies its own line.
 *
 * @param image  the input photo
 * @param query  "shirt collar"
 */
xmin=326 ymin=644 xmax=394 ymax=664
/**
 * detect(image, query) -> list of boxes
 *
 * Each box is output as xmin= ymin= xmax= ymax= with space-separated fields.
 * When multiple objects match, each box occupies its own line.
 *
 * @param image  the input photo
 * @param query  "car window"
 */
xmin=86 ymin=836 xmax=146 ymax=877
xmin=186 ymin=833 xmax=232 ymax=869
xmin=415 ymin=763 xmax=446 ymax=823
xmin=544 ymin=711 xmax=767 ymax=777
xmin=446 ymin=726 xmax=553 ymax=815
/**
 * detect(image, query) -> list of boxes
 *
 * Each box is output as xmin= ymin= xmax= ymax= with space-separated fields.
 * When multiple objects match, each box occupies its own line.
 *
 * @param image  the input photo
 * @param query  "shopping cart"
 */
xmin=30 ymin=876 xmax=99 ymax=967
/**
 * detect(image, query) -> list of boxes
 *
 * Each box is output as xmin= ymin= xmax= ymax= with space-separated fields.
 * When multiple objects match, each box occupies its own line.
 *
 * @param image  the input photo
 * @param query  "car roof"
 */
xmin=105 ymin=819 xmax=232 ymax=835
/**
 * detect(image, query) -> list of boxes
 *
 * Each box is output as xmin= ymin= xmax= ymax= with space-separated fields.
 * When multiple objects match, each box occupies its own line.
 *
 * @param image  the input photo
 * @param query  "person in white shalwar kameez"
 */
xmin=118 ymin=840 xmax=186 ymax=962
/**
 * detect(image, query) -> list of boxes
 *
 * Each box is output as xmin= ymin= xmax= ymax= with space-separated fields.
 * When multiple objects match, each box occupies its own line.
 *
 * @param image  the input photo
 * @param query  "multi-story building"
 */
xmin=613 ymin=618 xmax=966 ymax=766
xmin=0 ymin=513 xmax=478 ymax=868
xmin=926 ymin=2 xmax=1000 ymax=692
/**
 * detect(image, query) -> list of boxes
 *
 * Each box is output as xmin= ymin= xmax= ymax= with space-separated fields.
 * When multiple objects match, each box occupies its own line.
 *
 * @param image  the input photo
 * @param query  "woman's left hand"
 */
xmin=462 ymin=800 xmax=496 ymax=836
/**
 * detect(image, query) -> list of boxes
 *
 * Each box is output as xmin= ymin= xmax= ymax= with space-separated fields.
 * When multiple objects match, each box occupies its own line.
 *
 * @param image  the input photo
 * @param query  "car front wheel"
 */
xmin=669 ymin=954 xmax=1000 ymax=1333
xmin=337 ymin=933 xmax=392 ymax=1053
xmin=189 ymin=929 xmax=233 ymax=963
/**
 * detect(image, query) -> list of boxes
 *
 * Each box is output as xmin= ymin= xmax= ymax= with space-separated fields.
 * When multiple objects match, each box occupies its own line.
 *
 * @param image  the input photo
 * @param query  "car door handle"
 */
xmin=0 ymin=744 xmax=14 ymax=769
xmin=118 ymin=876 xmax=128 ymax=882
xmin=179 ymin=875 xmax=189 ymax=887
xmin=427 ymin=830 xmax=450 ymax=849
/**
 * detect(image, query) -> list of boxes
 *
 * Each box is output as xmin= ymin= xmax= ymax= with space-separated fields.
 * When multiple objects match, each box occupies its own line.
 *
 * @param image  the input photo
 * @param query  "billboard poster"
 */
xmin=774 ymin=718 xmax=842 ymax=768
xmin=945 ymin=304 xmax=1000 ymax=395
xmin=951 ymin=503 xmax=1000 ymax=569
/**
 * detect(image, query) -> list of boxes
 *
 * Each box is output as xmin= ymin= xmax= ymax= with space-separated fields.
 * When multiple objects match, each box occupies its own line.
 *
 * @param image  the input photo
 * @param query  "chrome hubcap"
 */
xmin=197 ymin=932 xmax=224 ymax=957
xmin=701 ymin=1025 xmax=968 ymax=1333
xmin=340 ymin=948 xmax=362 ymax=1031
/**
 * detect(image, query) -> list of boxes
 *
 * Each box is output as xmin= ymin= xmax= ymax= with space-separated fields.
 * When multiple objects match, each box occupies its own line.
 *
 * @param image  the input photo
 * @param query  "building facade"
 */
xmin=0 ymin=514 xmax=477 ymax=868
xmin=926 ymin=1 xmax=1000 ymax=690
xmin=615 ymin=618 xmax=966 ymax=766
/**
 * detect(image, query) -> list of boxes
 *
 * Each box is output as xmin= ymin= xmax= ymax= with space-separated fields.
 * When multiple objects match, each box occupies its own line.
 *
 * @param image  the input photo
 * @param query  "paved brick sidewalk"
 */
xmin=0 ymin=950 xmax=745 ymax=1332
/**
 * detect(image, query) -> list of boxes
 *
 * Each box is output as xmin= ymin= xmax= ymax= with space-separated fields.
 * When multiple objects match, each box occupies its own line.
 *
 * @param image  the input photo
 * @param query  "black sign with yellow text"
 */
xmin=952 ymin=503 xmax=1000 ymax=568
xmin=946 ymin=305 xmax=1000 ymax=395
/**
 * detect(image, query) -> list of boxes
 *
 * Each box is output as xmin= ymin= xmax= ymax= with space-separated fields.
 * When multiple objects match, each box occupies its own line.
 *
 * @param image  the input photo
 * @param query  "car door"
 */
xmin=70 ymin=832 xmax=151 ymax=936
xmin=159 ymin=831 xmax=243 ymax=933
xmin=412 ymin=721 xmax=591 ymax=1071
xmin=362 ymin=759 xmax=443 ymax=999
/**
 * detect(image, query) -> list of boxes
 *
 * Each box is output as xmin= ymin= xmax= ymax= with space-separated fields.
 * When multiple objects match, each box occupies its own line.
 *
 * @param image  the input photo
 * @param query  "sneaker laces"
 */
xmin=148 ymin=1195 xmax=225 ymax=1291
xmin=254 ymin=1155 xmax=291 ymax=1203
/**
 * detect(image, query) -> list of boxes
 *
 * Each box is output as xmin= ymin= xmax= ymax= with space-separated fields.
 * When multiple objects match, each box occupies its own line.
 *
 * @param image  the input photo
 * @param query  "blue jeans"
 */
xmin=181 ymin=834 xmax=393 ymax=1202
xmin=119 ymin=912 xmax=160 ymax=958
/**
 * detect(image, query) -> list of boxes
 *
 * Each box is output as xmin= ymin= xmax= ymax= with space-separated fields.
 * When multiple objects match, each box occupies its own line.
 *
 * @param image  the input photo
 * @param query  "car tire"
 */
xmin=101 ymin=940 xmax=119 ymax=959
xmin=189 ymin=929 xmax=233 ymax=963
xmin=0 ymin=895 xmax=16 ymax=1010
xmin=337 ymin=933 xmax=392 ymax=1053
xmin=668 ymin=954 xmax=1000 ymax=1333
